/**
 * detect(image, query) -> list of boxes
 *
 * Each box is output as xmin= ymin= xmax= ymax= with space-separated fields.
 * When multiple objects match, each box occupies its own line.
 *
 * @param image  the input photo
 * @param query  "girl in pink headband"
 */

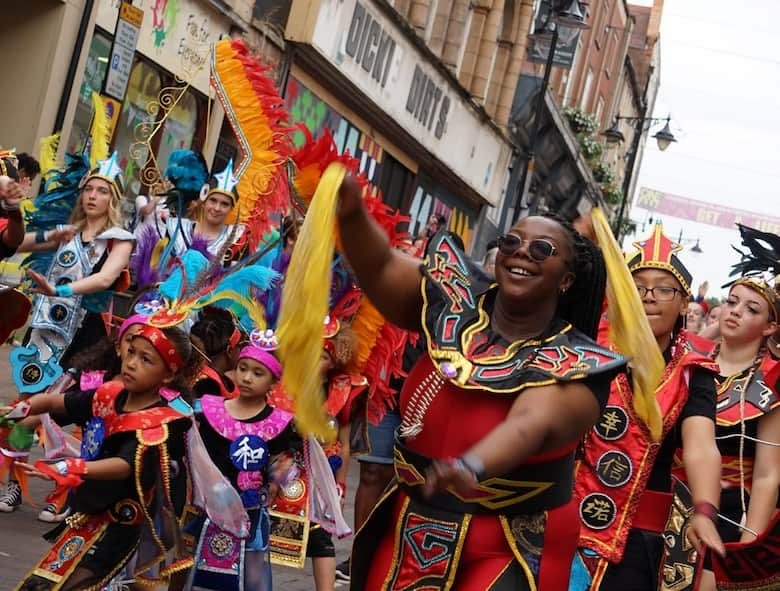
xmin=186 ymin=328 xmax=295 ymax=590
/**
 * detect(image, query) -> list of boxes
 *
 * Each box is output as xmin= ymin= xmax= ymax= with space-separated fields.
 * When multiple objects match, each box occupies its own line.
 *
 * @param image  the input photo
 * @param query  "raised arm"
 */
xmin=28 ymin=238 xmax=133 ymax=295
xmin=337 ymin=177 xmax=423 ymax=331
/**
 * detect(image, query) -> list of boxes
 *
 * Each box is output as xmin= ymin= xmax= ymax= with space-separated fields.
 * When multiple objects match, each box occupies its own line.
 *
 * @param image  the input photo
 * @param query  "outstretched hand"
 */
xmin=687 ymin=513 xmax=725 ymax=558
xmin=15 ymin=461 xmax=53 ymax=481
xmin=27 ymin=269 xmax=56 ymax=296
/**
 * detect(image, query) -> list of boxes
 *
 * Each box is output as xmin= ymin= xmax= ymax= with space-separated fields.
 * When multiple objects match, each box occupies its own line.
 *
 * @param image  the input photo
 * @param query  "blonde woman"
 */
xmin=0 ymin=153 xmax=133 ymax=519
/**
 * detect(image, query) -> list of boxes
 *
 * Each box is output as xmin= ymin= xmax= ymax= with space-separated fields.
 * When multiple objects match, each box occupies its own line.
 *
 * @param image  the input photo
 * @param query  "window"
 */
xmin=377 ymin=153 xmax=414 ymax=211
xmin=595 ymin=96 xmax=605 ymax=122
xmin=112 ymin=60 xmax=162 ymax=198
xmin=580 ymin=68 xmax=594 ymax=111
xmin=156 ymin=89 xmax=199 ymax=173
xmin=67 ymin=32 xmax=112 ymax=154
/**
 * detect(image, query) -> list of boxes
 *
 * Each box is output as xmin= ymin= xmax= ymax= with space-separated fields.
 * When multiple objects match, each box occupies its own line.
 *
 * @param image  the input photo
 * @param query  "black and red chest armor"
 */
xmin=397 ymin=233 xmax=628 ymax=514
xmin=574 ymin=332 xmax=718 ymax=563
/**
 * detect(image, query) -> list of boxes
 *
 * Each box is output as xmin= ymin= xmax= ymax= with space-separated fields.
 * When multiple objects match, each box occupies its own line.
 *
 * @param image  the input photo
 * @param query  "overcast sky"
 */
xmin=622 ymin=0 xmax=780 ymax=299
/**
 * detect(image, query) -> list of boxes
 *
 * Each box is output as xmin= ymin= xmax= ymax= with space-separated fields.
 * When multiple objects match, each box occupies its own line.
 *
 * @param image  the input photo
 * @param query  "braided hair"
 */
xmin=190 ymin=309 xmax=237 ymax=358
xmin=542 ymin=213 xmax=607 ymax=339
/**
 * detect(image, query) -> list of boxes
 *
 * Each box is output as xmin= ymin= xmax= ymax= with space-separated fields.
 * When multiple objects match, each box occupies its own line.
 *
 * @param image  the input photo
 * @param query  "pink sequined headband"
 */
xmin=239 ymin=346 xmax=282 ymax=379
xmin=119 ymin=313 xmax=149 ymax=338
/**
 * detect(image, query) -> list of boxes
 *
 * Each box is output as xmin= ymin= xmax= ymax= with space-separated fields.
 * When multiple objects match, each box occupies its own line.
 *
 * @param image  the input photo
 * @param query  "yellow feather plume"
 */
xmin=38 ymin=132 xmax=60 ymax=183
xmin=277 ymin=163 xmax=347 ymax=440
xmin=88 ymin=92 xmax=109 ymax=169
xmin=150 ymin=237 xmax=168 ymax=271
xmin=591 ymin=208 xmax=664 ymax=441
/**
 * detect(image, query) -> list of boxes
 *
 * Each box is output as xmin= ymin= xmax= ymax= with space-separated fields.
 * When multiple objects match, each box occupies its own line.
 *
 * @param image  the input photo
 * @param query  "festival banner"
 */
xmin=635 ymin=188 xmax=780 ymax=233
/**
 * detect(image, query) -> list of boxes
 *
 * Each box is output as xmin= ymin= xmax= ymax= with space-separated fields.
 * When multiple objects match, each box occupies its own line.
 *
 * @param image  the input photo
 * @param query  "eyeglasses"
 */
xmin=636 ymin=285 xmax=684 ymax=302
xmin=496 ymin=233 xmax=557 ymax=263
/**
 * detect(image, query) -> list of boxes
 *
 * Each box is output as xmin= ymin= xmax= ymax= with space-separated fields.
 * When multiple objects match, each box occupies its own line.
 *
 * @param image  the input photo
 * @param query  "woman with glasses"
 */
xmin=573 ymin=222 xmax=724 ymax=591
xmin=336 ymin=177 xmax=628 ymax=591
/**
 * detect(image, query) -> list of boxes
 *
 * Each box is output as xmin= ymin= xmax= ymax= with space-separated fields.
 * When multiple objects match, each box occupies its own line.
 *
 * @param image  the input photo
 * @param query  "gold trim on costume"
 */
xmin=499 ymin=515 xmax=538 ymax=591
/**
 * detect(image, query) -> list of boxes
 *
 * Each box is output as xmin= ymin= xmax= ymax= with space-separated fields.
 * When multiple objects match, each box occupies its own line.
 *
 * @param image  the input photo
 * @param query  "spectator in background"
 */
xmin=705 ymin=304 xmax=721 ymax=327
xmin=483 ymin=238 xmax=498 ymax=275
xmin=0 ymin=158 xmax=24 ymax=259
xmin=412 ymin=213 xmax=446 ymax=254
xmin=686 ymin=301 xmax=706 ymax=334
xmin=15 ymin=152 xmax=40 ymax=196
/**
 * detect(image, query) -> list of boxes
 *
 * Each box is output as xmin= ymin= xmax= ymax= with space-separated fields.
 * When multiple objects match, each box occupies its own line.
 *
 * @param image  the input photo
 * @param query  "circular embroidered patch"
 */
xmin=281 ymin=477 xmax=305 ymax=501
xmin=49 ymin=303 xmax=69 ymax=323
xmin=208 ymin=532 xmax=235 ymax=558
xmin=580 ymin=493 xmax=617 ymax=530
xmin=595 ymin=450 xmax=633 ymax=488
xmin=21 ymin=363 xmax=43 ymax=386
xmin=593 ymin=406 xmax=629 ymax=441
xmin=59 ymin=536 xmax=84 ymax=561
xmin=229 ymin=434 xmax=268 ymax=472
xmin=57 ymin=250 xmax=78 ymax=268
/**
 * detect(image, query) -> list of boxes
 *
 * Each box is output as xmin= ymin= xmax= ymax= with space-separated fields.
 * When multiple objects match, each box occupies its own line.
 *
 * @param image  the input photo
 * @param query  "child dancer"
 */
xmin=185 ymin=329 xmax=295 ymax=591
xmin=7 ymin=324 xmax=197 ymax=591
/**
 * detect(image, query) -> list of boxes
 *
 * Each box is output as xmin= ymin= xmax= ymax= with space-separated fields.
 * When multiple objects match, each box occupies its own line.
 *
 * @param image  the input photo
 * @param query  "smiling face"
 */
xmin=203 ymin=192 xmax=234 ymax=226
xmin=633 ymin=268 xmax=688 ymax=341
xmin=81 ymin=178 xmax=114 ymax=219
xmin=494 ymin=216 xmax=575 ymax=305
xmin=719 ymin=283 xmax=776 ymax=345
xmin=121 ymin=336 xmax=173 ymax=395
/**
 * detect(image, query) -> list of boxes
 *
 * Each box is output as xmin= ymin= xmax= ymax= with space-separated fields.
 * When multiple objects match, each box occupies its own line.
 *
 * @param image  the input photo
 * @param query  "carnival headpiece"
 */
xmin=200 ymin=159 xmax=239 ymax=204
xmin=726 ymin=223 xmax=780 ymax=321
xmin=238 ymin=328 xmax=282 ymax=378
xmin=627 ymin=221 xmax=693 ymax=296
xmin=163 ymin=149 xmax=209 ymax=213
xmin=81 ymin=151 xmax=124 ymax=200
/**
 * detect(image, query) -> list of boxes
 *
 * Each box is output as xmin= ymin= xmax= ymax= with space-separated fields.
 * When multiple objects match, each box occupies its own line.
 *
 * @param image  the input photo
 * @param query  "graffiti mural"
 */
xmin=151 ymin=0 xmax=179 ymax=48
xmin=407 ymin=178 xmax=477 ymax=249
xmin=285 ymin=77 xmax=345 ymax=147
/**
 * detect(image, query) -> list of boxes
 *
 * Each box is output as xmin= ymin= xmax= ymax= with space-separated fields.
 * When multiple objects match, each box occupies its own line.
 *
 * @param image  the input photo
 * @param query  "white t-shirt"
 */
xmin=134 ymin=195 xmax=169 ymax=236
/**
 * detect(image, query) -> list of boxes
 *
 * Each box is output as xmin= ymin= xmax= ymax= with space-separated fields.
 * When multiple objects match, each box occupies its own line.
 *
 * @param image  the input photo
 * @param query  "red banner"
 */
xmin=635 ymin=188 xmax=780 ymax=233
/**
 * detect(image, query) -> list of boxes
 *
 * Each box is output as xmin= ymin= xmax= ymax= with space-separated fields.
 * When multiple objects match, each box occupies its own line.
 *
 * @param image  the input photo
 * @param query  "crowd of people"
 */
xmin=0 ymin=37 xmax=777 ymax=591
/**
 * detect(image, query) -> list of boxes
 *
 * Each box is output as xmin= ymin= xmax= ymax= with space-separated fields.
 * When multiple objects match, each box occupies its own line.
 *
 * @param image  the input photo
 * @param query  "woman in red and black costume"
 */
xmin=573 ymin=223 xmax=725 ymax=591
xmin=337 ymin=178 xmax=628 ymax=590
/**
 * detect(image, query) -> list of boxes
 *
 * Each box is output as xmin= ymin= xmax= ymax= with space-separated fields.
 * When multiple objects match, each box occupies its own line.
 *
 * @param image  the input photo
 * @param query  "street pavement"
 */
xmin=0 ymin=344 xmax=358 ymax=590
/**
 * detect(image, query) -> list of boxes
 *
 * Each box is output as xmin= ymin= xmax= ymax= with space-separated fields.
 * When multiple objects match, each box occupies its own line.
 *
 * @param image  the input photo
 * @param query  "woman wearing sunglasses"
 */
xmin=337 ymin=177 xmax=627 ymax=591
xmin=573 ymin=223 xmax=724 ymax=591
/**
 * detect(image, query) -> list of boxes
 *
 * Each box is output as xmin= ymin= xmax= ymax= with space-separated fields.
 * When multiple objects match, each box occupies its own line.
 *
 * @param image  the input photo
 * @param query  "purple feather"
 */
xmin=131 ymin=226 xmax=163 ymax=289
xmin=190 ymin=235 xmax=213 ymax=262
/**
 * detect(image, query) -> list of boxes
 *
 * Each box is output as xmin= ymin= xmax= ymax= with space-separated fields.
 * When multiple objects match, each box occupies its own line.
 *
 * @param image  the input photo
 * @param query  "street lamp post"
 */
xmin=512 ymin=0 xmax=588 ymax=224
xmin=606 ymin=115 xmax=677 ymax=238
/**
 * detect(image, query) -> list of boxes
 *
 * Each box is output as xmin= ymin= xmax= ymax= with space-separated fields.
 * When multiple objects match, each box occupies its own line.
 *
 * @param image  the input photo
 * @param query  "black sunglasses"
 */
xmin=496 ymin=233 xmax=558 ymax=263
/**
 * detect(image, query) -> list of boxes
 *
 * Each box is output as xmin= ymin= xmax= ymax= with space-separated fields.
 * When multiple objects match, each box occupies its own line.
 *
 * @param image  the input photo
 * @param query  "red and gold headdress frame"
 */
xmin=627 ymin=222 xmax=693 ymax=296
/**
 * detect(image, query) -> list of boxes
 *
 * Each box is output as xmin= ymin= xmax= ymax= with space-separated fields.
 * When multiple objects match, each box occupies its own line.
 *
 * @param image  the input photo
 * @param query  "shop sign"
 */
xmin=291 ymin=0 xmax=511 ymax=206
xmin=97 ymin=0 xmax=231 ymax=93
xmin=104 ymin=2 xmax=143 ymax=101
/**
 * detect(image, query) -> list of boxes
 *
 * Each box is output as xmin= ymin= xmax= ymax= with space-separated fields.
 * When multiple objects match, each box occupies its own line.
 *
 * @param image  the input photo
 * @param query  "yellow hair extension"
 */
xmin=89 ymin=92 xmax=109 ymax=169
xmin=591 ymin=208 xmax=664 ymax=441
xmin=38 ymin=132 xmax=60 ymax=183
xmin=277 ymin=163 xmax=347 ymax=440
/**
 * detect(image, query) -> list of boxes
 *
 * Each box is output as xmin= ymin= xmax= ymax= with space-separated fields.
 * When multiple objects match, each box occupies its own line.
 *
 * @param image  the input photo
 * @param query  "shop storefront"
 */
xmin=68 ymin=0 xmax=233 ymax=198
xmin=283 ymin=0 xmax=512 ymax=250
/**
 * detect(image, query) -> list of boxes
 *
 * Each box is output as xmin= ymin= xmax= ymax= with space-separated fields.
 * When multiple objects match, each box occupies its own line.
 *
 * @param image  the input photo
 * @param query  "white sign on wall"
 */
xmin=97 ymin=0 xmax=231 ymax=93
xmin=300 ymin=0 xmax=511 ymax=206
xmin=104 ymin=2 xmax=143 ymax=101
